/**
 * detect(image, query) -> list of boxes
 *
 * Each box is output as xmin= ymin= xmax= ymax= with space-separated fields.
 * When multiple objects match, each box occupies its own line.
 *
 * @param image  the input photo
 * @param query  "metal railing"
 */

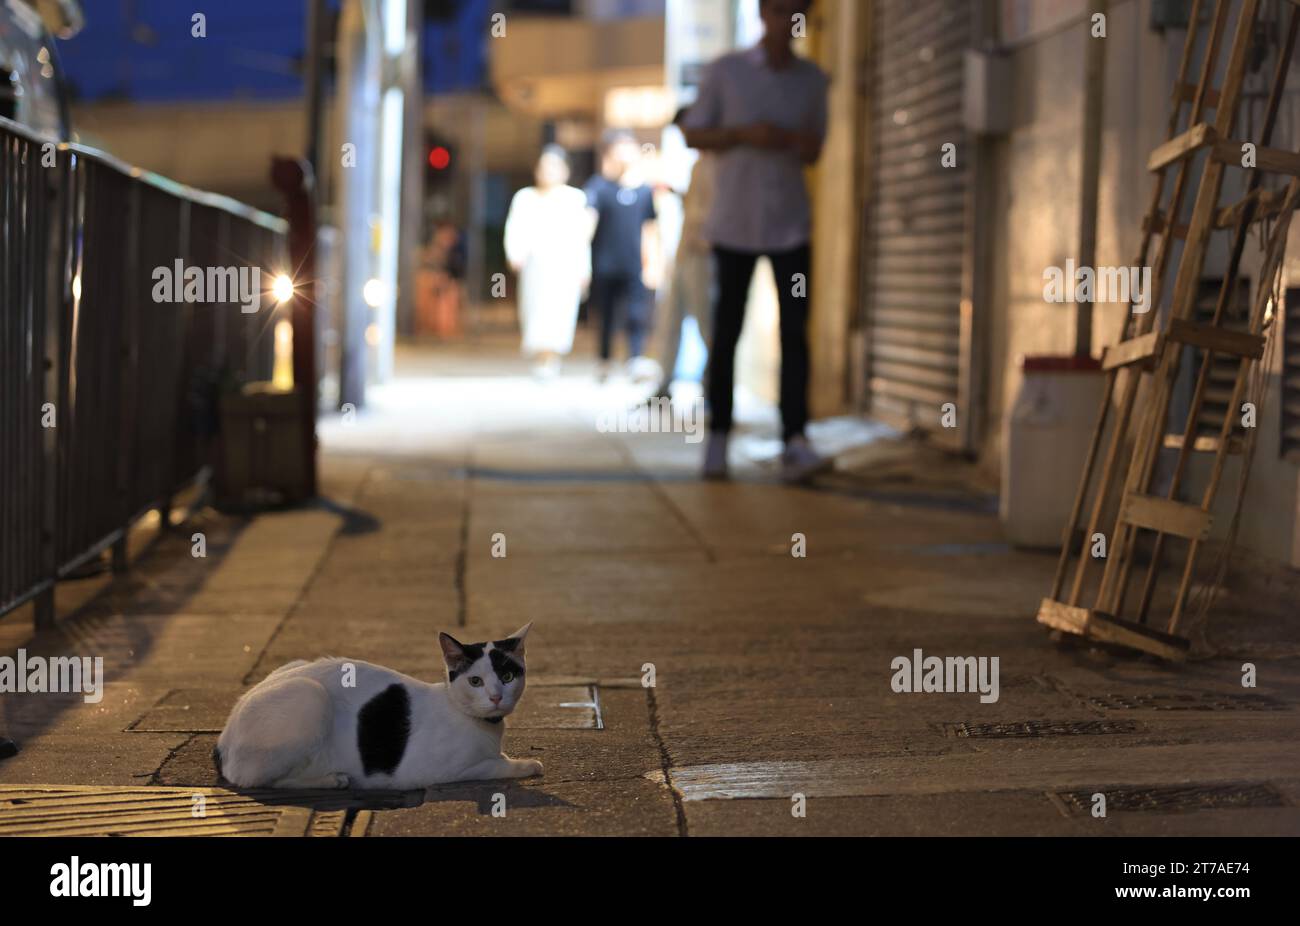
xmin=1 ymin=115 xmax=288 ymax=625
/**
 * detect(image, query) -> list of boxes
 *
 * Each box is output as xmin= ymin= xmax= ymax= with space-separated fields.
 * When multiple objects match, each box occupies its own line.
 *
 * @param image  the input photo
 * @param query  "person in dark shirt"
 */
xmin=584 ymin=130 xmax=661 ymax=380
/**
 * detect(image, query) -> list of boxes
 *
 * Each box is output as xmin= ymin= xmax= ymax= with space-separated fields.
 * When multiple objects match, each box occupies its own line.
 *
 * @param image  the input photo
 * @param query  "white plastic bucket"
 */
xmin=1000 ymin=355 xmax=1105 ymax=549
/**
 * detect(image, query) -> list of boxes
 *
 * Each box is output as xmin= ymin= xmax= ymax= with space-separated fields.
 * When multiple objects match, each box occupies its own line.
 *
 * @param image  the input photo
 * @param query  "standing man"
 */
xmin=585 ymin=130 xmax=662 ymax=382
xmin=682 ymin=0 xmax=828 ymax=482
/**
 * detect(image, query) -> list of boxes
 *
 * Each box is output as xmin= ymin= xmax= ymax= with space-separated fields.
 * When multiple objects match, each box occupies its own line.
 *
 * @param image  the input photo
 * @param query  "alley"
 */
xmin=1 ymin=337 xmax=1298 ymax=837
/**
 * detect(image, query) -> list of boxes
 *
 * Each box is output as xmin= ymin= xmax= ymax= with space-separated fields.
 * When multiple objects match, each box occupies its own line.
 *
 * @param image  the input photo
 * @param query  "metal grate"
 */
xmin=861 ymin=0 xmax=974 ymax=447
xmin=1052 ymin=782 xmax=1287 ymax=816
xmin=0 ymin=785 xmax=415 ymax=836
xmin=1088 ymin=692 xmax=1286 ymax=712
xmin=944 ymin=719 xmax=1141 ymax=738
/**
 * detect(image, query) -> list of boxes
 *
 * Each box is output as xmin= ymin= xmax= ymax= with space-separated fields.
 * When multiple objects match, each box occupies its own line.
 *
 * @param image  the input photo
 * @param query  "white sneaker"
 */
xmin=702 ymin=432 xmax=729 ymax=481
xmin=781 ymin=435 xmax=831 ymax=484
xmin=628 ymin=355 xmax=662 ymax=384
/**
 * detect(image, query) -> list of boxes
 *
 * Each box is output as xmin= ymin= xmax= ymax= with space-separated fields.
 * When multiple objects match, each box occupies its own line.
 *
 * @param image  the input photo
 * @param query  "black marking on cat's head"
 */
xmin=488 ymin=647 xmax=524 ymax=683
xmin=440 ymin=633 xmax=486 ymax=682
xmin=441 ymin=626 xmax=531 ymax=683
xmin=357 ymin=683 xmax=412 ymax=776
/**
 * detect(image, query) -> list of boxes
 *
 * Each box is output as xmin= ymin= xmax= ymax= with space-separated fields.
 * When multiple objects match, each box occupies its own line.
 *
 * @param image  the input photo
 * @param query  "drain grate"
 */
xmin=944 ymin=719 xmax=1141 ymax=738
xmin=1088 ymin=692 xmax=1286 ymax=712
xmin=0 ymin=785 xmax=418 ymax=836
xmin=1052 ymin=782 xmax=1287 ymax=816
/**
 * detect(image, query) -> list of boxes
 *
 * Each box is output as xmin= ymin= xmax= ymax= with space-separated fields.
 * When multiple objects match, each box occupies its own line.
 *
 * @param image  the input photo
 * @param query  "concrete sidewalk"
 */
xmin=2 ymin=339 xmax=1299 ymax=836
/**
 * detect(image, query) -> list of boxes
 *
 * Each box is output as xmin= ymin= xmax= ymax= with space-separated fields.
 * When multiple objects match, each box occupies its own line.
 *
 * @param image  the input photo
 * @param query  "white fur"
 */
xmin=216 ymin=624 xmax=541 ymax=789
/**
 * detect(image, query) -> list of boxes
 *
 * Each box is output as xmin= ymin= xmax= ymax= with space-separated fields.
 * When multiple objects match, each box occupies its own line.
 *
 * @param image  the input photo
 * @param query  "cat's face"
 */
xmin=439 ymin=623 xmax=531 ymax=721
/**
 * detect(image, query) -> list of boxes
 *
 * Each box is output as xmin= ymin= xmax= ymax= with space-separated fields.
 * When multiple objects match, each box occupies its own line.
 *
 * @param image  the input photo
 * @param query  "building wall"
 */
xmin=807 ymin=0 xmax=870 ymax=420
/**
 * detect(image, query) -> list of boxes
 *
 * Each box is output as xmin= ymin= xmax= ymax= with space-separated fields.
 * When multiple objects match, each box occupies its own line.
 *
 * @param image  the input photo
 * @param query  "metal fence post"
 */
xmin=112 ymin=178 xmax=142 ymax=573
xmin=34 ymin=143 xmax=69 ymax=630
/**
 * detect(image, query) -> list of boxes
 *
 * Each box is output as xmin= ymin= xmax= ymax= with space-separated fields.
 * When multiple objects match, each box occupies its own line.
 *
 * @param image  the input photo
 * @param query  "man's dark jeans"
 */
xmin=706 ymin=243 xmax=811 ymax=441
xmin=589 ymin=273 xmax=652 ymax=361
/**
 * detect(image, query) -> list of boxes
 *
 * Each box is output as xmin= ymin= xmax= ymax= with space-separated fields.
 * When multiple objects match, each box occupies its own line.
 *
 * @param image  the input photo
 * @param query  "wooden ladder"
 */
xmin=1037 ymin=0 xmax=1300 ymax=660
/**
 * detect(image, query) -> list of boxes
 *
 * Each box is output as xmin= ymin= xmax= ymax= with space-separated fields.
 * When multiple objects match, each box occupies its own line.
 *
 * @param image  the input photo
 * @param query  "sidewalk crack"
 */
xmin=646 ymin=687 xmax=688 ymax=836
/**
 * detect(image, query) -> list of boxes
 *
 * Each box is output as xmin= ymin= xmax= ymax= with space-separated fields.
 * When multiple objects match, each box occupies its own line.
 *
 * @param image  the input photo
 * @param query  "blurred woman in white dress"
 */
xmin=504 ymin=146 xmax=592 ymax=378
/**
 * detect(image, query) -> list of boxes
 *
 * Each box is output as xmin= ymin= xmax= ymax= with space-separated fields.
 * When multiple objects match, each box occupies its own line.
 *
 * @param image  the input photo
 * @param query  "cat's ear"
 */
xmin=507 ymin=622 xmax=533 ymax=651
xmin=439 ymin=632 xmax=466 ymax=664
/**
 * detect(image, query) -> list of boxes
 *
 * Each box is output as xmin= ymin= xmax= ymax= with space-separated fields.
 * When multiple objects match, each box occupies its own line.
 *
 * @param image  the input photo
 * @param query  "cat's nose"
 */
xmin=489 ymin=694 xmax=502 ymax=705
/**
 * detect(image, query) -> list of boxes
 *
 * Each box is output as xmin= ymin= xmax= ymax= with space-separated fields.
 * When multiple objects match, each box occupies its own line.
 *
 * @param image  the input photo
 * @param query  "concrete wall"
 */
xmin=980 ymin=0 xmax=1300 ymax=567
xmin=808 ymin=0 xmax=870 ymax=419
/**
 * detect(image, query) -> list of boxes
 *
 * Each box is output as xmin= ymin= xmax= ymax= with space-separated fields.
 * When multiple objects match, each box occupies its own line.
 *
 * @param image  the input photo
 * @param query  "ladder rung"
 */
xmin=1120 ymin=493 xmax=1213 ymax=541
xmin=1036 ymin=598 xmax=1088 ymax=635
xmin=1102 ymin=331 xmax=1161 ymax=371
xmin=1147 ymin=122 xmax=1216 ymax=172
xmin=1085 ymin=610 xmax=1191 ymax=660
xmin=1036 ymin=599 xmax=1190 ymax=661
xmin=1142 ymin=212 xmax=1189 ymax=238
xmin=1162 ymin=433 xmax=1244 ymax=455
xmin=1212 ymin=139 xmax=1300 ymax=177
xmin=1167 ymin=318 xmax=1266 ymax=359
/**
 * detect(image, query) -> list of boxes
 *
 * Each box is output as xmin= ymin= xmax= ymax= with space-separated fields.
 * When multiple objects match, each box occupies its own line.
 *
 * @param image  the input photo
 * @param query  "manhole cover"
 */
xmin=1088 ymin=692 xmax=1286 ymax=712
xmin=0 ymin=785 xmax=416 ymax=836
xmin=944 ymin=719 xmax=1141 ymax=738
xmin=1051 ymin=782 xmax=1287 ymax=816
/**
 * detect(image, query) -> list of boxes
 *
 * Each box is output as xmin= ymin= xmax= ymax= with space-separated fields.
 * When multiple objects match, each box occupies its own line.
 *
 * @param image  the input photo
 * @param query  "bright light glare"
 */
xmin=272 ymin=274 xmax=295 ymax=304
xmin=363 ymin=278 xmax=386 ymax=308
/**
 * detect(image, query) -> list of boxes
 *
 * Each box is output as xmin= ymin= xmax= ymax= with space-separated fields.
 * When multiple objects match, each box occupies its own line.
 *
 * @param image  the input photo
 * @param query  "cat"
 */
xmin=214 ymin=623 xmax=542 ymax=789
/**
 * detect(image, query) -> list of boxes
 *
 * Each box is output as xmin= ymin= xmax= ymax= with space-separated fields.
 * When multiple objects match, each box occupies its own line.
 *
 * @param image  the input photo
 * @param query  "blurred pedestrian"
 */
xmin=417 ymin=222 xmax=465 ymax=338
xmin=584 ymin=130 xmax=662 ymax=382
xmin=651 ymin=107 xmax=717 ymax=401
xmin=504 ymin=145 xmax=591 ymax=378
xmin=682 ymin=0 xmax=829 ymax=482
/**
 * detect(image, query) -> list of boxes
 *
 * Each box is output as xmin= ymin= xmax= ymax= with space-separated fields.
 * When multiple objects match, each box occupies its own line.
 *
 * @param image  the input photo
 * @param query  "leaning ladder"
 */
xmin=1037 ymin=0 xmax=1300 ymax=660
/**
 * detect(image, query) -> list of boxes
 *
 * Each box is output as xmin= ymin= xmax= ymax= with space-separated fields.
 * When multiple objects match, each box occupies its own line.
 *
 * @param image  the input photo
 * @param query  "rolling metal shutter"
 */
xmin=863 ymin=0 xmax=972 ymax=445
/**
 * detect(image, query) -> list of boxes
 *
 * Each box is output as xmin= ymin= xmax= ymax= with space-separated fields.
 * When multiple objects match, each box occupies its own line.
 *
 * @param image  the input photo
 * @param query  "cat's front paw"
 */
xmin=333 ymin=773 xmax=352 ymax=789
xmin=519 ymin=759 xmax=544 ymax=778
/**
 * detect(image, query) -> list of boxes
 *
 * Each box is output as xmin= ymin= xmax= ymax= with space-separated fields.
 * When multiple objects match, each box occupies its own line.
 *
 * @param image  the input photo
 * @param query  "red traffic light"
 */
xmin=428 ymin=146 xmax=451 ymax=170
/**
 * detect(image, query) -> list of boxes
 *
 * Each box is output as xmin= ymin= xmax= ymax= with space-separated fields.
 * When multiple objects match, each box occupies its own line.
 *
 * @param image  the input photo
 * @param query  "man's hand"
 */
xmin=732 ymin=123 xmax=790 ymax=150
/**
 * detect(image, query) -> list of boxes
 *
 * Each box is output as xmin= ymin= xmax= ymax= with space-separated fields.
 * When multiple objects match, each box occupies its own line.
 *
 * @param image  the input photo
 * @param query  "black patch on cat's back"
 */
xmin=357 ymin=684 xmax=411 ymax=776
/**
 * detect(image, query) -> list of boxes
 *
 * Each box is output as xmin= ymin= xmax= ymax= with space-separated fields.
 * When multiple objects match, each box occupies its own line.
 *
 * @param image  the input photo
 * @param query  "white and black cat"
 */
xmin=214 ymin=624 xmax=542 ymax=789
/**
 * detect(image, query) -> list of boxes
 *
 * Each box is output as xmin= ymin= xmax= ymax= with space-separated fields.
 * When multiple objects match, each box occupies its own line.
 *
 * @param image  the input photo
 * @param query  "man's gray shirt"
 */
xmin=683 ymin=45 xmax=829 ymax=254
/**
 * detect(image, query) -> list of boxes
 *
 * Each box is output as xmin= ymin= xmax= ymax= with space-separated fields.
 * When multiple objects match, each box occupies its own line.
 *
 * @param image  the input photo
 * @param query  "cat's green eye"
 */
xmin=500 ymin=671 xmax=515 ymax=683
xmin=468 ymin=676 xmax=484 ymax=687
